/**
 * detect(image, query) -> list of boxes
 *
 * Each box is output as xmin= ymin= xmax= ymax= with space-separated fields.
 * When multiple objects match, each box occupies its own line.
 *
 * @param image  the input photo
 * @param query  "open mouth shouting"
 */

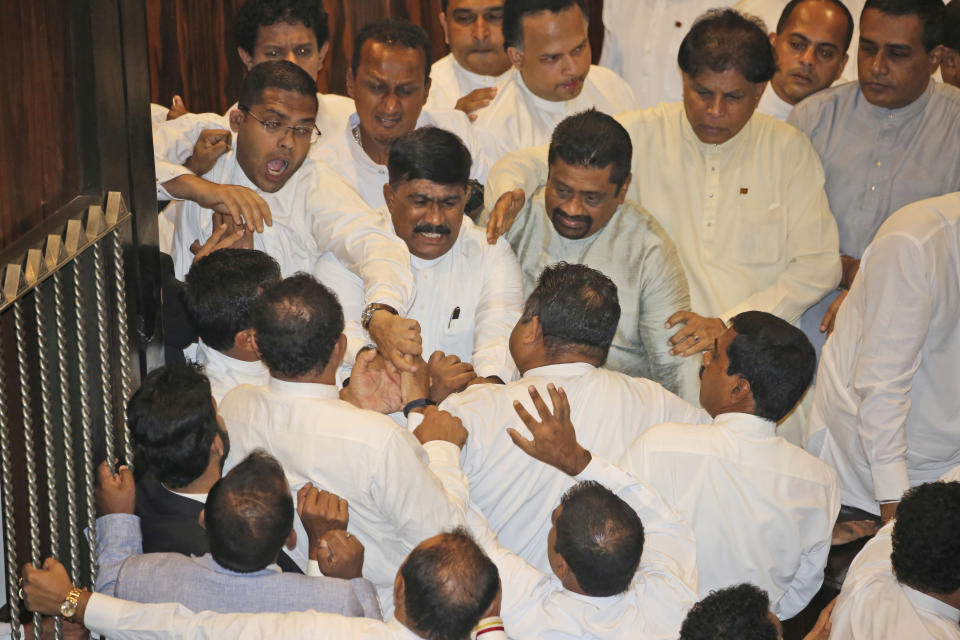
xmin=264 ymin=157 xmax=290 ymax=183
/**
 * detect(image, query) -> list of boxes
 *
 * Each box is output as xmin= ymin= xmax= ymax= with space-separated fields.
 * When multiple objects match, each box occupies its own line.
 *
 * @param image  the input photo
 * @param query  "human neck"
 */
xmin=168 ymin=460 xmax=221 ymax=495
xmin=221 ymin=344 xmax=260 ymax=362
xmin=926 ymin=588 xmax=960 ymax=611
xmin=270 ymin=362 xmax=337 ymax=386
xmin=519 ymin=351 xmax=601 ymax=376
xmin=356 ymin=124 xmax=392 ymax=165
xmin=770 ymin=75 xmax=798 ymax=106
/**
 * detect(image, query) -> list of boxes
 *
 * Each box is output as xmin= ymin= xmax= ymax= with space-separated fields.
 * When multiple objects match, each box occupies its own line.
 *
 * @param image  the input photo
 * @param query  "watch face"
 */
xmin=60 ymin=599 xmax=77 ymax=617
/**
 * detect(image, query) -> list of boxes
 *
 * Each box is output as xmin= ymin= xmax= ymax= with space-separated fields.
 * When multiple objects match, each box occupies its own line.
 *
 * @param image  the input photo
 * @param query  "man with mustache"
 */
xmin=473 ymin=0 xmax=638 ymax=153
xmin=482 ymin=109 xmax=690 ymax=396
xmin=317 ymin=126 xmax=524 ymax=402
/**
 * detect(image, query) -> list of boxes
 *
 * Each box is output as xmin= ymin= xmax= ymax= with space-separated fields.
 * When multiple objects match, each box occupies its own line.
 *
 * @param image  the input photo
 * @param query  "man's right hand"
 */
xmin=22 ymin=559 xmax=85 ymax=620
xmin=455 ymin=87 xmax=498 ymax=120
xmin=509 ymin=384 xmax=592 ymax=476
xmin=297 ymin=483 xmax=349 ymax=548
xmin=413 ymin=406 xmax=468 ymax=449
xmin=189 ymin=221 xmax=249 ymax=263
xmin=485 ymin=188 xmax=525 ymax=244
xmin=315 ymin=530 xmax=365 ymax=579
xmin=427 ymin=350 xmax=476 ymax=403
xmin=94 ymin=461 xmax=135 ymax=516
xmin=340 ymin=347 xmax=402 ymax=414
xmin=367 ymin=310 xmax=423 ymax=374
xmin=167 ymin=95 xmax=189 ymax=120
xmin=184 ymin=129 xmax=232 ymax=176
xmin=163 ymin=175 xmax=272 ymax=233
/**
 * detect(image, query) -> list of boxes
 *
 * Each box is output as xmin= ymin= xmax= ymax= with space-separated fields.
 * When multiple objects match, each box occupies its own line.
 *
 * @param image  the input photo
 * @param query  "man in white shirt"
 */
xmin=942 ymin=0 xmax=960 ymax=87
xmin=806 ymin=193 xmax=960 ymax=522
xmin=416 ymin=263 xmax=708 ymax=573
xmin=473 ymin=0 xmax=638 ymax=152
xmin=427 ymin=0 xmax=512 ymax=115
xmin=317 ymin=127 xmax=523 ymax=399
xmin=220 ymin=273 xmax=468 ymax=613
xmin=829 ymin=481 xmax=960 ymax=639
xmin=620 ymin=311 xmax=840 ymax=619
xmin=182 ymin=249 xmax=278 ymax=403
xmin=314 ymin=19 xmax=497 ymax=210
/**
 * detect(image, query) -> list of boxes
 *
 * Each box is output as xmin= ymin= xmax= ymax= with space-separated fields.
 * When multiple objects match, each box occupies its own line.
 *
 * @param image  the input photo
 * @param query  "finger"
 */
xmin=442 ymin=353 xmax=462 ymax=367
xmin=355 ymin=348 xmax=378 ymax=369
xmin=526 ymin=386 xmax=553 ymax=421
xmin=512 ymin=399 xmax=538 ymax=430
xmin=337 ymin=497 xmax=348 ymax=523
xmin=189 ymin=240 xmax=202 ymax=255
xmin=96 ymin=461 xmax=112 ymax=484
xmin=468 ymin=113 xmax=478 ymax=122
xmin=446 ymin=370 xmax=476 ymax=391
xmin=506 ymin=427 xmax=536 ymax=455
xmin=678 ymin=339 xmax=711 ymax=357
xmin=396 ymin=338 xmax=423 ymax=358
xmin=117 ymin=466 xmax=134 ymax=486
xmin=296 ymin=484 xmax=312 ymax=515
xmin=391 ymin=350 xmax=419 ymax=374
xmin=668 ymin=322 xmax=699 ymax=346
xmin=42 ymin=557 xmax=58 ymax=571
xmin=547 ymin=384 xmax=570 ymax=424
xmin=665 ymin=310 xmax=694 ymax=329
xmin=427 ymin=350 xmax=444 ymax=367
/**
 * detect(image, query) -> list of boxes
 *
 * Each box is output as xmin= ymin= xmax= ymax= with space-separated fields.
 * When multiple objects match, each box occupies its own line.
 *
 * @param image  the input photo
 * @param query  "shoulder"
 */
xmin=790 ymin=82 xmax=858 ymax=125
xmin=640 ymin=421 xmax=714 ymax=450
xmin=615 ymin=102 xmax=680 ymax=137
xmin=430 ymin=53 xmax=456 ymax=77
xmin=421 ymin=107 xmax=474 ymax=136
xmin=458 ymin=219 xmax=518 ymax=261
xmin=874 ymin=193 xmax=960 ymax=247
xmin=586 ymin=64 xmax=633 ymax=90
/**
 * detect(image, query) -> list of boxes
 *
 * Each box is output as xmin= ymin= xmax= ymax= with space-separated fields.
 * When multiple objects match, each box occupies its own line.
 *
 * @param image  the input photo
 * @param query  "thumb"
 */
xmin=507 ymin=428 xmax=535 ymax=456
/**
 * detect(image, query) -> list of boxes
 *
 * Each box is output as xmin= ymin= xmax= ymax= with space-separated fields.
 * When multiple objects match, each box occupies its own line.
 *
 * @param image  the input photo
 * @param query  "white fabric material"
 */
xmin=473 ymin=66 xmax=638 ymax=153
xmin=620 ymin=412 xmax=840 ymax=619
xmin=425 ymin=53 xmax=509 ymax=112
xmin=828 ymin=521 xmax=960 ymax=639
xmin=757 ymin=84 xmax=795 ymax=121
xmin=312 ymin=110 xmax=498 ymax=210
xmin=806 ymin=193 xmax=960 ymax=514
xmin=219 ymin=378 xmax=467 ymax=613
xmin=193 ymin=341 xmax=269 ymax=404
xmin=467 ymin=457 xmax=699 ymax=640
xmin=432 ymin=361 xmax=709 ymax=572
xmin=316 ymin=211 xmax=523 ymax=382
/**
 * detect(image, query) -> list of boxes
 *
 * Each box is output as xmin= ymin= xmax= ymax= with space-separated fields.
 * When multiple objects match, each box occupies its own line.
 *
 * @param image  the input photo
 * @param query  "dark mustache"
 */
xmin=414 ymin=223 xmax=451 ymax=235
xmin=552 ymin=208 xmax=591 ymax=225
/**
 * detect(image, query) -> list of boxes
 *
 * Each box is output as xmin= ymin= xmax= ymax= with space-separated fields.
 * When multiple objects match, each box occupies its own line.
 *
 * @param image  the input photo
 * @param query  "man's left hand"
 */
xmin=340 ymin=347 xmax=402 ymax=414
xmin=840 ymin=255 xmax=860 ymax=290
xmin=427 ymin=351 xmax=476 ymax=403
xmin=666 ymin=311 xmax=726 ymax=357
xmin=21 ymin=559 xmax=76 ymax=618
xmin=508 ymin=384 xmax=591 ymax=476
xmin=297 ymin=483 xmax=349 ymax=547
xmin=819 ymin=289 xmax=848 ymax=335
xmin=94 ymin=461 xmax=135 ymax=516
xmin=315 ymin=530 xmax=365 ymax=580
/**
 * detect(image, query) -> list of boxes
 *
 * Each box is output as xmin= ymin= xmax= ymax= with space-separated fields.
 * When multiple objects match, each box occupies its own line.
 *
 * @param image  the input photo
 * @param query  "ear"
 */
xmin=285 ymin=528 xmax=297 ymax=551
xmin=211 ymin=432 xmax=225 ymax=458
xmin=731 ymin=375 xmax=753 ymax=407
xmin=927 ymin=44 xmax=944 ymax=75
xmin=249 ymin=331 xmax=263 ymax=360
xmin=229 ymin=108 xmax=245 ymax=133
xmin=234 ymin=328 xmax=258 ymax=354
xmin=238 ymin=47 xmax=255 ymax=71
xmin=524 ymin=316 xmax=543 ymax=346
xmin=439 ymin=11 xmax=450 ymax=45
xmin=332 ymin=333 xmax=348 ymax=369
xmin=346 ymin=68 xmax=357 ymax=100
xmin=393 ymin=574 xmax=406 ymax=615
xmin=615 ymin=173 xmax=633 ymax=206
xmin=507 ymin=46 xmax=524 ymax=70
xmin=198 ymin=509 xmax=206 ymax=529
xmin=318 ymin=41 xmax=331 ymax=72
xmin=837 ymin=52 xmax=850 ymax=78
xmin=383 ymin=182 xmax=396 ymax=209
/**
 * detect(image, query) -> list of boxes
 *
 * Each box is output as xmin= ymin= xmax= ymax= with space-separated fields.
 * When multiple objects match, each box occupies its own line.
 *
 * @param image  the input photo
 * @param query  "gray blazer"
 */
xmin=95 ymin=513 xmax=381 ymax=619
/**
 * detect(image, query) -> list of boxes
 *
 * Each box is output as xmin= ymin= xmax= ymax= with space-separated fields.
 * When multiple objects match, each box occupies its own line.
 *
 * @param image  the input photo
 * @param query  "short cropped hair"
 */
xmin=205 ymin=450 xmax=294 ymax=573
xmin=892 ymin=481 xmax=960 ymax=595
xmin=401 ymin=528 xmax=500 ymax=640
xmin=388 ymin=127 xmax=473 ymax=187
xmin=352 ymin=19 xmax=433 ymax=82
xmin=520 ymin=263 xmax=620 ymax=363
xmin=554 ymin=481 xmax=644 ymax=596
xmin=945 ymin=0 xmax=960 ymax=52
xmin=679 ymin=583 xmax=780 ymax=640
xmin=548 ymin=109 xmax=633 ymax=194
xmin=503 ymin=0 xmax=588 ymax=50
xmin=235 ymin=0 xmax=330 ymax=54
xmin=127 ymin=364 xmax=219 ymax=489
xmin=726 ymin=311 xmax=815 ymax=423
xmin=238 ymin=60 xmax=319 ymax=111
xmin=678 ymin=9 xmax=777 ymax=83
xmin=864 ymin=0 xmax=945 ymax=51
xmin=251 ymin=273 xmax=344 ymax=378
xmin=184 ymin=249 xmax=281 ymax=352
xmin=777 ymin=0 xmax=855 ymax=51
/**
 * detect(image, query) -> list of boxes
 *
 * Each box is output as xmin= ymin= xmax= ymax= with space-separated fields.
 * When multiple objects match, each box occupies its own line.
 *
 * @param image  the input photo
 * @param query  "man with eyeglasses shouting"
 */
xmin=159 ymin=60 xmax=422 ymax=376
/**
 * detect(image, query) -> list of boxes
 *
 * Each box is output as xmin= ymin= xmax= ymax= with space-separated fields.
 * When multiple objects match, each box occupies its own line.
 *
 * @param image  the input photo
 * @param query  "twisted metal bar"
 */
xmin=110 ymin=230 xmax=134 ymax=469
xmin=0 ymin=332 xmax=22 ymax=638
xmin=14 ymin=300 xmax=43 ymax=639
xmin=54 ymin=270 xmax=79 ymax=580
xmin=73 ymin=258 xmax=98 ymax=586
xmin=93 ymin=242 xmax=115 ymax=471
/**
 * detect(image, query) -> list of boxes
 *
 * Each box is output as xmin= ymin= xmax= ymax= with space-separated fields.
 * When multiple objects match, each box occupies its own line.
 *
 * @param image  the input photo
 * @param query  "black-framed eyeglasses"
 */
xmin=240 ymin=107 xmax=321 ymax=143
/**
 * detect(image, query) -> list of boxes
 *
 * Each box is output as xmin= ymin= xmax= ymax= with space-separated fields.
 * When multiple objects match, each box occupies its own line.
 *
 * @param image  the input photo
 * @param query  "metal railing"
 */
xmin=0 ymin=192 xmax=137 ymax=639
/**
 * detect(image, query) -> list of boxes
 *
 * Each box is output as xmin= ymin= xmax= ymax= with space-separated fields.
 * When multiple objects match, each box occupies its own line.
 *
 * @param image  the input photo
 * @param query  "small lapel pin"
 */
xmin=740 ymin=187 xmax=749 ymax=195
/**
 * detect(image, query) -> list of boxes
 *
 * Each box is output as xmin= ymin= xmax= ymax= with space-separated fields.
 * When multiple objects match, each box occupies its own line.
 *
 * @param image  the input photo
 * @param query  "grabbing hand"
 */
xmin=189 ymin=220 xmax=249 ymax=263
xmin=341 ymin=347 xmax=402 ymax=414
xmin=666 ymin=311 xmax=726 ymax=357
xmin=455 ymin=87 xmax=498 ymax=120
xmin=413 ymin=406 xmax=468 ymax=449
xmin=315 ymin=530 xmax=365 ymax=579
xmin=367 ymin=311 xmax=422 ymax=374
xmin=803 ymin=597 xmax=837 ymax=640
xmin=21 ymin=559 xmax=78 ymax=618
xmin=819 ymin=289 xmax=848 ymax=335
xmin=427 ymin=351 xmax=476 ymax=403
xmin=508 ymin=384 xmax=591 ymax=476
xmin=95 ymin=461 xmax=135 ymax=516
xmin=184 ymin=129 xmax=232 ymax=176
xmin=485 ymin=188 xmax=525 ymax=244
xmin=167 ymin=95 xmax=189 ymax=120
xmin=297 ymin=484 xmax=349 ymax=548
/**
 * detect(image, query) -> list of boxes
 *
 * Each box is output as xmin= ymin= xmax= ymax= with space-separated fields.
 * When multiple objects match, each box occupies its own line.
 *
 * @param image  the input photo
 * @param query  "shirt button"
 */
xmin=871 ymin=185 xmax=876 ymax=191
xmin=708 ymin=193 xmax=714 ymax=198
xmin=876 ymin=161 xmax=882 ymax=167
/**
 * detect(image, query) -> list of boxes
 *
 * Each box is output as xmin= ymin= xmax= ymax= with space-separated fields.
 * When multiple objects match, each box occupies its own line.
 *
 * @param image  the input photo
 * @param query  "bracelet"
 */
xmin=473 ymin=617 xmax=505 ymax=639
xmin=403 ymin=398 xmax=436 ymax=418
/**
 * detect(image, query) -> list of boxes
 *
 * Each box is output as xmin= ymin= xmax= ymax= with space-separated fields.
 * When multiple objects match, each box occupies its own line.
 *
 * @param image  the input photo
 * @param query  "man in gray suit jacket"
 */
xmin=93 ymin=450 xmax=382 ymax=619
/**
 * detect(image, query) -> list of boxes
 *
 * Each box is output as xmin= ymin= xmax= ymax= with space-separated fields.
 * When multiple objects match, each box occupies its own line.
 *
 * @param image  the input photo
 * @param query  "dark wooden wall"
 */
xmin=147 ymin=0 xmax=604 ymax=114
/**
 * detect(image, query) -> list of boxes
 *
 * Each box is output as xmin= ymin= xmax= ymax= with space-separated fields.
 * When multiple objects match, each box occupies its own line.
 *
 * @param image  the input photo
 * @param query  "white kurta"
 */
xmin=315 ymin=211 xmax=523 ymax=382
xmin=473 ymin=66 xmax=638 ymax=153
xmin=219 ymin=379 xmax=466 ymax=613
xmin=828 ymin=521 xmax=960 ymax=640
xmin=193 ymin=341 xmax=269 ymax=404
xmin=620 ymin=412 xmax=840 ymax=619
xmin=425 ymin=53 xmax=509 ymax=112
xmin=806 ymin=193 xmax=960 ymax=514
xmin=467 ymin=457 xmax=699 ymax=640
xmin=413 ymin=361 xmax=708 ymax=572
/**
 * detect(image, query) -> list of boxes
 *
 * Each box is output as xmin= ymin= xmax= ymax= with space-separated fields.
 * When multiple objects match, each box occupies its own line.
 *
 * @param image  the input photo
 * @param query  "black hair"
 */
xmin=205 ymin=450 xmax=294 ymax=573
xmin=183 ymin=249 xmax=281 ymax=352
xmin=235 ymin=0 xmax=330 ymax=54
xmin=521 ymin=262 xmax=620 ymax=363
xmin=351 ymin=19 xmax=433 ymax=82
xmin=127 ymin=364 xmax=220 ymax=489
xmin=554 ymin=481 xmax=644 ymax=596
xmin=946 ymin=0 xmax=960 ymax=52
xmin=401 ymin=528 xmax=500 ymax=640
xmin=892 ymin=481 xmax=960 ymax=595
xmin=863 ymin=0 xmax=945 ymax=51
xmin=388 ymin=127 xmax=473 ymax=187
xmin=502 ymin=0 xmax=588 ymax=50
xmin=678 ymin=9 xmax=778 ymax=83
xmin=726 ymin=311 xmax=815 ymax=423
xmin=776 ymin=0 xmax=855 ymax=51
xmin=250 ymin=273 xmax=344 ymax=378
xmin=237 ymin=60 xmax=319 ymax=111
xmin=548 ymin=109 xmax=633 ymax=194
xmin=679 ymin=583 xmax=780 ymax=640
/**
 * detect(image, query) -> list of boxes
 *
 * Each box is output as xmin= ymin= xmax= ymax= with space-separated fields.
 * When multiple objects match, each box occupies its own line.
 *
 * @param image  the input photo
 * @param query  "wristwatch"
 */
xmin=59 ymin=587 xmax=82 ymax=618
xmin=361 ymin=303 xmax=398 ymax=330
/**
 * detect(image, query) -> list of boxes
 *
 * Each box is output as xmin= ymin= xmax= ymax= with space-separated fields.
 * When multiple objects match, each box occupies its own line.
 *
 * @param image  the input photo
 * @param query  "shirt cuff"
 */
xmin=156 ymin=161 xmax=193 ymax=200
xmin=406 ymin=411 xmax=425 ymax=432
xmin=306 ymin=559 xmax=326 ymax=577
xmin=422 ymin=440 xmax=462 ymax=464
xmin=82 ymin=593 xmax=124 ymax=637
xmin=871 ymin=460 xmax=911 ymax=504
xmin=472 ymin=616 xmax=507 ymax=640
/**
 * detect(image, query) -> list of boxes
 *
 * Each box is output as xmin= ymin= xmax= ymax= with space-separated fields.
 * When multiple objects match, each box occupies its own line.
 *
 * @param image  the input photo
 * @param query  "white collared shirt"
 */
xmin=757 ymin=84 xmax=795 ymax=121
xmin=425 ymin=53 xmax=509 ymax=113
xmin=621 ymin=412 xmax=840 ymax=619
xmin=312 ymin=110 xmax=499 ymax=210
xmin=219 ymin=378 xmax=467 ymax=613
xmin=473 ymin=66 xmax=638 ymax=153
xmin=828 ymin=521 xmax=960 ymax=639
xmin=316 ymin=211 xmax=523 ymax=382
xmin=419 ymin=361 xmax=708 ymax=572
xmin=467 ymin=457 xmax=699 ymax=640
xmin=153 ymin=114 xmax=413 ymax=314
xmin=806 ymin=193 xmax=960 ymax=514
xmin=193 ymin=340 xmax=269 ymax=404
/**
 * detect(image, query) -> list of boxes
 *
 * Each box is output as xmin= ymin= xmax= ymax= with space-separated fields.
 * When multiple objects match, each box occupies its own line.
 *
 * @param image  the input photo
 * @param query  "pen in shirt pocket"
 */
xmin=448 ymin=306 xmax=461 ymax=329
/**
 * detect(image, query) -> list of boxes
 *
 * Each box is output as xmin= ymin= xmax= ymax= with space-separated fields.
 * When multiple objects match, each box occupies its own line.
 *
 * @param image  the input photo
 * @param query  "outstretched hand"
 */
xmin=485 ymin=188 xmax=525 ymax=244
xmin=508 ymin=384 xmax=591 ymax=476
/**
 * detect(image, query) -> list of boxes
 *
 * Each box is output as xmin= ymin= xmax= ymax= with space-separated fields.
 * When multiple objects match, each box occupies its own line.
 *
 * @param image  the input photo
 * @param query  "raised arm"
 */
xmin=93 ymin=463 xmax=140 ymax=597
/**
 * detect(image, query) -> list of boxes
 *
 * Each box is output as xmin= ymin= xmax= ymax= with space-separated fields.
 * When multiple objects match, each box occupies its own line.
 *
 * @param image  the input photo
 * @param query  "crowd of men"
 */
xmin=19 ymin=0 xmax=960 ymax=638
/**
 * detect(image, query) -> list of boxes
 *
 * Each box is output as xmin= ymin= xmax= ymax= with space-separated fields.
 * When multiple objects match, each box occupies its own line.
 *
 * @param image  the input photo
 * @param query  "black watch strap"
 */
xmin=403 ymin=398 xmax=436 ymax=418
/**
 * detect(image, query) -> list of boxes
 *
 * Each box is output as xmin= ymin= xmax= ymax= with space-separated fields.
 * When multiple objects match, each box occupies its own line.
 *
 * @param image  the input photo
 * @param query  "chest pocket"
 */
xmin=730 ymin=201 xmax=787 ymax=266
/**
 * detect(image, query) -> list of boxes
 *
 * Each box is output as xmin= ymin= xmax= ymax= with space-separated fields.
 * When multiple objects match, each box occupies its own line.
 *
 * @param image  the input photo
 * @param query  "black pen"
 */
xmin=448 ymin=306 xmax=461 ymax=329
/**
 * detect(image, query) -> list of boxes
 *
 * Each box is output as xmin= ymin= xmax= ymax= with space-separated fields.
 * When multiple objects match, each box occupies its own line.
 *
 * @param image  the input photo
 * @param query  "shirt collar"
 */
xmin=267 ymin=377 xmax=340 ymax=399
xmin=858 ymin=78 xmax=934 ymax=121
xmin=196 ymin=553 xmax=282 ymax=577
xmin=165 ymin=486 xmax=207 ymax=504
xmin=712 ymin=412 xmax=777 ymax=438
xmin=515 ymin=69 xmax=570 ymax=115
xmin=523 ymin=361 xmax=598 ymax=378
xmin=383 ymin=204 xmax=467 ymax=271
xmin=903 ymin=585 xmax=960 ymax=624
xmin=195 ymin=340 xmax=268 ymax=376
xmin=451 ymin=55 xmax=509 ymax=87
xmin=386 ymin=617 xmax=423 ymax=638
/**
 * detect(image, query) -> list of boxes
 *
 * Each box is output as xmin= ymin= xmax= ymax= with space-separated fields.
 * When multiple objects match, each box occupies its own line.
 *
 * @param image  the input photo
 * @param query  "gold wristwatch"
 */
xmin=59 ymin=587 xmax=82 ymax=618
